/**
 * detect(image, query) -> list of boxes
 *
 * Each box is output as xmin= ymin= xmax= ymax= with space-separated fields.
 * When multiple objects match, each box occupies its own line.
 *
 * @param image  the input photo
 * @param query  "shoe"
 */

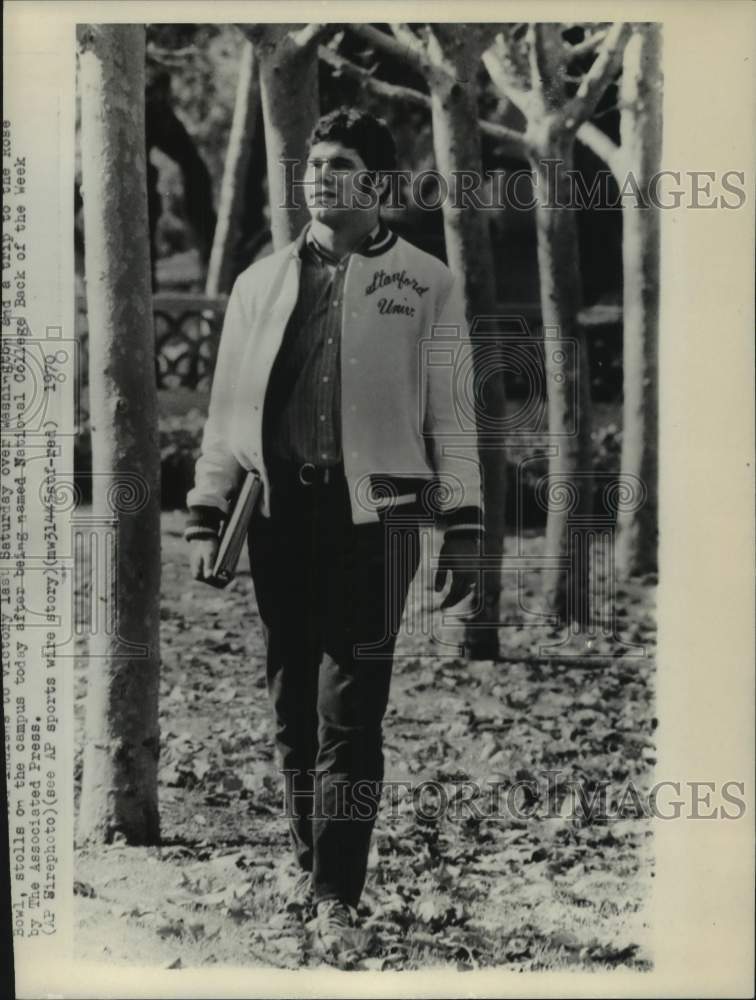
xmin=314 ymin=898 xmax=358 ymax=949
xmin=312 ymin=899 xmax=372 ymax=967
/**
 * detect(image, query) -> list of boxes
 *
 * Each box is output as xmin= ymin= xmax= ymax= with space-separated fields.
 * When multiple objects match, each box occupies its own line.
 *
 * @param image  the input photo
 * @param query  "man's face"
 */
xmin=304 ymin=140 xmax=378 ymax=226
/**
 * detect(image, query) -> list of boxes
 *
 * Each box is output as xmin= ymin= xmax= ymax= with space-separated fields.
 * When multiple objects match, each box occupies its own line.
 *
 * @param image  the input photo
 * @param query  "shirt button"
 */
xmin=327 ymin=338 xmax=333 ymax=344
xmin=332 ymin=301 xmax=340 ymax=307
xmin=349 ymin=358 xmax=357 ymax=365
xmin=321 ymin=453 xmax=328 ymax=460
xmin=322 ymin=376 xmax=329 ymax=382
xmin=319 ymin=414 xmax=326 ymax=421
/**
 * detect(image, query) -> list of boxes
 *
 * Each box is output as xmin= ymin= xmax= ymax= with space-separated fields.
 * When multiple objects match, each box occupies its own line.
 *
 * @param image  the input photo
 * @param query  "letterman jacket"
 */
xmin=185 ymin=223 xmax=483 ymax=535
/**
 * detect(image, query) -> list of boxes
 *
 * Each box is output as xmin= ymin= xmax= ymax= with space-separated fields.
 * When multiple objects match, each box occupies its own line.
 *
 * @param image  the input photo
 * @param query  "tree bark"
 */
xmin=251 ymin=25 xmax=319 ymax=250
xmin=426 ymin=32 xmax=506 ymax=660
xmin=615 ymin=25 xmax=661 ymax=576
xmin=530 ymin=126 xmax=593 ymax=620
xmin=145 ymin=83 xmax=217 ymax=270
xmin=205 ymin=39 xmax=260 ymax=296
xmin=480 ymin=25 xmax=630 ymax=622
xmin=77 ymin=24 xmax=161 ymax=845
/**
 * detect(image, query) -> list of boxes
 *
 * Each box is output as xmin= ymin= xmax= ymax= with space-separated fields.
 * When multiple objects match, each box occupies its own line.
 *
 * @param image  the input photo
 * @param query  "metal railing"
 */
xmin=75 ymin=293 xmax=229 ymax=392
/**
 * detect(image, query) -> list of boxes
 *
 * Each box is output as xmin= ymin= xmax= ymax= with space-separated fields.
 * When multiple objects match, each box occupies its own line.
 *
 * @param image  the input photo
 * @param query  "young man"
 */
xmin=185 ymin=108 xmax=483 ymax=952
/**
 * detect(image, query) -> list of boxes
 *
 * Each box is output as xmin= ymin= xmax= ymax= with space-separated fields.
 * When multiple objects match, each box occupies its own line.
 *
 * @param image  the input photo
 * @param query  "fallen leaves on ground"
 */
xmin=73 ymin=512 xmax=655 ymax=971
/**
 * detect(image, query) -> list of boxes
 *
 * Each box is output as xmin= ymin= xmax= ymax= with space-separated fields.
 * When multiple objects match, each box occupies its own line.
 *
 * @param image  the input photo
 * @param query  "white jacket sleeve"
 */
xmin=185 ymin=278 xmax=249 ymax=516
xmin=423 ymin=274 xmax=484 ymax=530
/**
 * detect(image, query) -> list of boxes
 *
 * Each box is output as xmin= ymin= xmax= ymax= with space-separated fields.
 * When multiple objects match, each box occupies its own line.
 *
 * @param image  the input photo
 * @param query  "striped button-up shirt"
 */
xmin=264 ymin=223 xmax=382 ymax=468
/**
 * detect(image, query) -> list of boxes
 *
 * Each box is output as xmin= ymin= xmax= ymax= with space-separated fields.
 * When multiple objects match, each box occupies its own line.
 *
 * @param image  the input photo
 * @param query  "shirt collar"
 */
xmin=293 ymin=219 xmax=396 ymax=262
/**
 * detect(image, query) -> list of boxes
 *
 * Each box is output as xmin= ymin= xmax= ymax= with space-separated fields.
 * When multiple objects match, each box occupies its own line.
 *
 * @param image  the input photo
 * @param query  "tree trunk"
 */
xmin=77 ymin=24 xmax=161 ymax=845
xmin=428 ymin=42 xmax=506 ymax=660
xmin=146 ymin=93 xmax=217 ymax=270
xmin=254 ymin=26 xmax=319 ymax=250
xmin=205 ymin=39 xmax=260 ymax=296
xmin=531 ymin=128 xmax=593 ymax=621
xmin=615 ymin=25 xmax=661 ymax=577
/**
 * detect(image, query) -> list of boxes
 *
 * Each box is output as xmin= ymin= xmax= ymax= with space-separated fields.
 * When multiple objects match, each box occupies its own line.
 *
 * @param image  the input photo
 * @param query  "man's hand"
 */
xmin=190 ymin=537 xmax=219 ymax=581
xmin=434 ymin=531 xmax=481 ymax=610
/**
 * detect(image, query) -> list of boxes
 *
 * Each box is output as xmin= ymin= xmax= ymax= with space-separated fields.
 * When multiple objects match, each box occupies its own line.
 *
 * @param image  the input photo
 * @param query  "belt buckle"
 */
xmin=298 ymin=462 xmax=316 ymax=486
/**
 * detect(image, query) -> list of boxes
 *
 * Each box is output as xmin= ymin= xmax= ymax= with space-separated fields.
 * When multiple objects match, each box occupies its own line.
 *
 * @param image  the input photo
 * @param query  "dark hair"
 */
xmin=307 ymin=107 xmax=397 ymax=174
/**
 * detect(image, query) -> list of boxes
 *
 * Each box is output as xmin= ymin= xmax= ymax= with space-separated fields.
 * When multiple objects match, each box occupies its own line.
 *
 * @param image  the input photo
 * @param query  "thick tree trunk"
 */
xmin=205 ymin=40 xmax=260 ymax=296
xmin=615 ymin=26 xmax=661 ymax=577
xmin=146 ymin=92 xmax=217 ymax=269
xmin=531 ymin=128 xmax=593 ymax=621
xmin=428 ymin=42 xmax=506 ymax=660
xmin=254 ymin=26 xmax=319 ymax=250
xmin=77 ymin=25 xmax=161 ymax=844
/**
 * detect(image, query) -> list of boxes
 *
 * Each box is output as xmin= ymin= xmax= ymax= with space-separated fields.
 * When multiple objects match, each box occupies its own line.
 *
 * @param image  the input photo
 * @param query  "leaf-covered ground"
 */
xmin=74 ymin=510 xmax=656 ymax=972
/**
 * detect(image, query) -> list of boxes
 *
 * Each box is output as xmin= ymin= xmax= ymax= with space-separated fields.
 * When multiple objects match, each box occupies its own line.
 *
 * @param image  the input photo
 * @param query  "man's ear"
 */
xmin=374 ymin=171 xmax=391 ymax=204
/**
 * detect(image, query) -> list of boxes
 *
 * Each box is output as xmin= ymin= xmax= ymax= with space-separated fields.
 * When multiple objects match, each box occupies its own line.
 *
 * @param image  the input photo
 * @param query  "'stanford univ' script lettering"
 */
xmin=365 ymin=269 xmax=429 ymax=298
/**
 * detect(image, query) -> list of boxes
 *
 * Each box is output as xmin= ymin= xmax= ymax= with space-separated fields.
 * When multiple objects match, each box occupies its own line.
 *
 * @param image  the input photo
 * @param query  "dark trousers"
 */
xmin=246 ymin=464 xmax=420 ymax=908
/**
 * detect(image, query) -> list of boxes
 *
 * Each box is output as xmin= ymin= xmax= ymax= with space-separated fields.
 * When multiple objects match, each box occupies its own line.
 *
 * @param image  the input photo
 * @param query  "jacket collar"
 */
xmin=291 ymin=219 xmax=397 ymax=261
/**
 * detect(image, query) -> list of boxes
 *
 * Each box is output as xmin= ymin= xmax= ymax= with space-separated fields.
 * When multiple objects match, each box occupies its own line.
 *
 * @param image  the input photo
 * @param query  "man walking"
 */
xmin=186 ymin=108 xmax=483 ymax=954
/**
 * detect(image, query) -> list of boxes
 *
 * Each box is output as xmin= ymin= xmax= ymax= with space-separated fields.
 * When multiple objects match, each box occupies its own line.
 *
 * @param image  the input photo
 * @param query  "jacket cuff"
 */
xmin=184 ymin=505 xmax=224 ymax=542
xmin=438 ymin=504 xmax=484 ymax=533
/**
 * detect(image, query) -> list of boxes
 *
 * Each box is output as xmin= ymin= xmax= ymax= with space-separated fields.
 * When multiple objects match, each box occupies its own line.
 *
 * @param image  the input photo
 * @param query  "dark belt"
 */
xmin=268 ymin=458 xmax=345 ymax=489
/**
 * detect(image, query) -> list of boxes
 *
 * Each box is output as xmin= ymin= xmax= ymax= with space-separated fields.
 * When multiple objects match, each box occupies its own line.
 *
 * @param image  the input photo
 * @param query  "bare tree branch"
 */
xmin=527 ymin=25 xmax=575 ymax=111
xmin=468 ymin=22 xmax=508 ymax=55
xmin=566 ymin=28 xmax=609 ymax=59
xmin=576 ymin=120 xmax=622 ymax=175
xmin=527 ymin=24 xmax=547 ymax=108
xmin=479 ymin=118 xmax=528 ymax=156
xmin=318 ymin=45 xmax=527 ymax=158
xmin=146 ymin=42 xmax=199 ymax=66
xmin=563 ymin=21 xmax=631 ymax=127
xmin=431 ymin=21 xmax=503 ymax=61
xmin=591 ymin=102 xmax=621 ymax=121
xmin=481 ymin=34 xmax=533 ymax=118
xmin=422 ymin=23 xmax=500 ymax=85
xmin=290 ymin=22 xmax=337 ymax=52
xmin=348 ymin=22 xmax=425 ymax=71
xmin=318 ymin=44 xmax=428 ymax=107
xmin=239 ymin=22 xmax=337 ymax=60
xmin=389 ymin=22 xmax=429 ymax=63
